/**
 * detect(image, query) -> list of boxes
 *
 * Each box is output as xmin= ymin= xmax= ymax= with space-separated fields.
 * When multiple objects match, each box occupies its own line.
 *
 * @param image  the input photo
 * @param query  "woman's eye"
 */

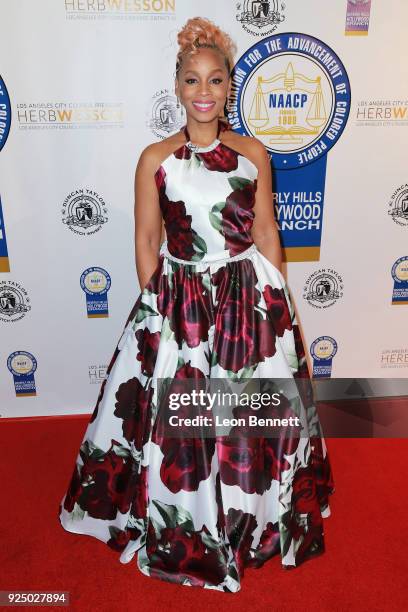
xmin=185 ymin=78 xmax=223 ymax=85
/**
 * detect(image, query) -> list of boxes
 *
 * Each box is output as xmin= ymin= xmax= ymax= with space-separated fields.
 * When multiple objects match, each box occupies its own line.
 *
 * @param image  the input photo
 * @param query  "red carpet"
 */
xmin=1 ymin=416 xmax=406 ymax=611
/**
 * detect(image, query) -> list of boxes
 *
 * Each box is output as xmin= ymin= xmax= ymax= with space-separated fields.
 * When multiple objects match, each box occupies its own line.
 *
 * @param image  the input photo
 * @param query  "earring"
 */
xmin=176 ymin=96 xmax=180 ymax=109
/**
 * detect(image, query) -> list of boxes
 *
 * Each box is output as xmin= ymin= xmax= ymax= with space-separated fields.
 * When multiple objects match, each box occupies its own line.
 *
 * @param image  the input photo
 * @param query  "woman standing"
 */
xmin=59 ymin=16 xmax=334 ymax=593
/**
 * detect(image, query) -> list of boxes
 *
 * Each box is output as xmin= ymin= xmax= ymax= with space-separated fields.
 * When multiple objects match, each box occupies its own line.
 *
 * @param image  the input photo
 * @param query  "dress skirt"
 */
xmin=59 ymin=240 xmax=335 ymax=593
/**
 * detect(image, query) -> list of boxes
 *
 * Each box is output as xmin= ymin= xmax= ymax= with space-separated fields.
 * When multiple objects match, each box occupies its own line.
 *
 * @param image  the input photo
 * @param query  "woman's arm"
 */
xmin=250 ymin=139 xmax=282 ymax=273
xmin=134 ymin=145 xmax=163 ymax=291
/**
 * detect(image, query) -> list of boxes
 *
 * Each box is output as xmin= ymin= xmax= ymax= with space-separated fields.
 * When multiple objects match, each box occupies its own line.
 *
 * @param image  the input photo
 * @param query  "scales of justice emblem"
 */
xmin=237 ymin=0 xmax=285 ymax=28
xmin=247 ymin=62 xmax=328 ymax=149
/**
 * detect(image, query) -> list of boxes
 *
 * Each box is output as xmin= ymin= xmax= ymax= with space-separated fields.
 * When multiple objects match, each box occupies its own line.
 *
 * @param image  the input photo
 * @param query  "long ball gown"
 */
xmin=58 ymin=117 xmax=335 ymax=593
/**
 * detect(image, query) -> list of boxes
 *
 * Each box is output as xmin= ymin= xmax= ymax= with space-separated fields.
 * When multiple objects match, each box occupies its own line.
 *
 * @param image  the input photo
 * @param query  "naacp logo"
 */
xmin=303 ymin=269 xmax=343 ymax=308
xmin=62 ymin=189 xmax=108 ymax=236
xmin=0 ymin=74 xmax=12 ymax=151
xmin=228 ymin=33 xmax=350 ymax=170
xmin=388 ymin=184 xmax=408 ymax=227
xmin=236 ymin=1 xmax=285 ymax=36
xmin=148 ymin=89 xmax=186 ymax=140
xmin=0 ymin=281 xmax=31 ymax=322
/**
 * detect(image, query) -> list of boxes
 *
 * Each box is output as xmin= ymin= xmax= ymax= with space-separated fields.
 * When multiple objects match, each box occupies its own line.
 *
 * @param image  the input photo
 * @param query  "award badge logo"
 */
xmin=229 ymin=32 xmax=351 ymax=261
xmin=0 ymin=195 xmax=10 ymax=272
xmin=62 ymin=189 xmax=109 ymax=236
xmin=310 ymin=336 xmax=338 ymax=378
xmin=303 ymin=268 xmax=343 ymax=308
xmin=7 ymin=351 xmax=37 ymax=396
xmin=391 ymin=256 xmax=408 ymax=305
xmin=388 ymin=184 xmax=408 ymax=227
xmin=0 ymin=74 xmax=11 ymax=151
xmin=345 ymin=0 xmax=372 ymax=36
xmin=80 ymin=267 xmax=111 ymax=317
xmin=148 ymin=88 xmax=186 ymax=140
xmin=0 ymin=281 xmax=31 ymax=322
xmin=236 ymin=0 xmax=285 ymax=36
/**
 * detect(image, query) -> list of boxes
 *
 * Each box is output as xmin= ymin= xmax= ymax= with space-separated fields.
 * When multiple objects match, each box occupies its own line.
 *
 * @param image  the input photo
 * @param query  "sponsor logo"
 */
xmin=88 ymin=364 xmax=108 ymax=384
xmin=355 ymin=99 xmax=408 ymax=127
xmin=147 ymin=88 xmax=186 ymax=139
xmin=345 ymin=0 xmax=372 ymax=36
xmin=310 ymin=336 xmax=338 ymax=378
xmin=16 ymin=101 xmax=124 ymax=130
xmin=80 ymin=267 xmax=112 ymax=317
xmin=0 ymin=74 xmax=11 ymax=151
xmin=391 ymin=256 xmax=408 ymax=305
xmin=388 ymin=183 xmax=408 ymax=227
xmin=303 ymin=268 xmax=344 ymax=308
xmin=7 ymin=351 xmax=37 ymax=396
xmin=62 ymin=189 xmax=109 ymax=236
xmin=236 ymin=0 xmax=285 ymax=36
xmin=0 ymin=281 xmax=31 ymax=323
xmin=380 ymin=348 xmax=408 ymax=369
xmin=64 ymin=0 xmax=176 ymax=21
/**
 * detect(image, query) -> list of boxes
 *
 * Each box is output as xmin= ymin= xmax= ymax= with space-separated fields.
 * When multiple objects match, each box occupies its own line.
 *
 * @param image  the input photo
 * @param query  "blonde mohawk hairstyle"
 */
xmin=175 ymin=16 xmax=237 ymax=77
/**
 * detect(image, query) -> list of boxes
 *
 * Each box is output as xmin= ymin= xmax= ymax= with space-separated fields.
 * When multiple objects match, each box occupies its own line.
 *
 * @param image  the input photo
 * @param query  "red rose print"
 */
xmin=221 ymin=180 xmax=257 ymax=255
xmin=146 ymin=523 xmax=228 ymax=587
xmin=225 ymin=508 xmax=258 ymax=577
xmin=263 ymin=285 xmax=293 ymax=336
xmin=135 ymin=328 xmax=161 ymax=376
xmin=114 ymin=377 xmax=153 ymax=450
xmin=63 ymin=440 xmax=137 ymax=520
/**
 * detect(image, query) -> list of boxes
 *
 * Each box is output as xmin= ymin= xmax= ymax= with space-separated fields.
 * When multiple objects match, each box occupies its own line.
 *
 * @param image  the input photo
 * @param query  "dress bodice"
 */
xmin=154 ymin=118 xmax=258 ymax=262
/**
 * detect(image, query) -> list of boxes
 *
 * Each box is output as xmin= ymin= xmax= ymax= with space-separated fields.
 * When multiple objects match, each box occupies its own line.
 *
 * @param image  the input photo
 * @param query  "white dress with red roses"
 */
xmin=59 ymin=118 xmax=334 ymax=593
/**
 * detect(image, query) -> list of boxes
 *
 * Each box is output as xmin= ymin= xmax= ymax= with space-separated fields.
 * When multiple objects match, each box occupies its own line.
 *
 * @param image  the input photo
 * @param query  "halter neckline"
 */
xmin=182 ymin=118 xmax=227 ymax=153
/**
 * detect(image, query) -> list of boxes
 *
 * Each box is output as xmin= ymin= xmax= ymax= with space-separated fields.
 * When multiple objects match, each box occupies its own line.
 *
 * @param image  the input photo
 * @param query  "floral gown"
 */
xmin=58 ymin=118 xmax=335 ymax=593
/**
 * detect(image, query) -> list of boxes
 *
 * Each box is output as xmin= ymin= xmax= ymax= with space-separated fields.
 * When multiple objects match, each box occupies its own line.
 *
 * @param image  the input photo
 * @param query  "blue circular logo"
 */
xmin=80 ymin=267 xmax=111 ymax=295
xmin=229 ymin=32 xmax=351 ymax=170
xmin=0 ymin=74 xmax=11 ymax=152
xmin=7 ymin=351 xmax=37 ymax=376
xmin=310 ymin=336 xmax=338 ymax=361
xmin=391 ymin=256 xmax=408 ymax=283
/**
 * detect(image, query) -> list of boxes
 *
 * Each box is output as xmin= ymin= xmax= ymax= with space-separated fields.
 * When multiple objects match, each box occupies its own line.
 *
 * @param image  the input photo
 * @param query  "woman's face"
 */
xmin=175 ymin=47 xmax=231 ymax=122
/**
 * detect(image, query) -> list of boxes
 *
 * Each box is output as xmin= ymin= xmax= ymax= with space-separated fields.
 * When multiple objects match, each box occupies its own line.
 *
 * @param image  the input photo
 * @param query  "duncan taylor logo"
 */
xmin=62 ymin=189 xmax=109 ymax=236
xmin=388 ymin=184 xmax=408 ymax=227
xmin=148 ymin=88 xmax=186 ymax=139
xmin=236 ymin=1 xmax=285 ymax=36
xmin=303 ymin=269 xmax=343 ymax=308
xmin=0 ymin=281 xmax=31 ymax=323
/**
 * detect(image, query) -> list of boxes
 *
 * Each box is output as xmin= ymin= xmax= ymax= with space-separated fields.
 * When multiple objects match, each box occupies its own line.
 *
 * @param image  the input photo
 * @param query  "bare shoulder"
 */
xmin=222 ymin=129 xmax=269 ymax=169
xmin=137 ymin=131 xmax=185 ymax=175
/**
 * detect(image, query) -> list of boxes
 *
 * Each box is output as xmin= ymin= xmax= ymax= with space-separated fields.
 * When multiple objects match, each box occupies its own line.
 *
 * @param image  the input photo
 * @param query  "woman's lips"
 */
xmin=192 ymin=101 xmax=216 ymax=112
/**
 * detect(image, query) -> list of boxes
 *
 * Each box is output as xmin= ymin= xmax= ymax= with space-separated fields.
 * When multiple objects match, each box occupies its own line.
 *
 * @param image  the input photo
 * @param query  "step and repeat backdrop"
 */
xmin=0 ymin=1 xmax=407 ymax=417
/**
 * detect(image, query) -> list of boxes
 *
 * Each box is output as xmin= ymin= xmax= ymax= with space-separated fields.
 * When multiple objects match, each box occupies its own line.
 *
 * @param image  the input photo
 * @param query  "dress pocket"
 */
xmin=254 ymin=247 xmax=287 ymax=288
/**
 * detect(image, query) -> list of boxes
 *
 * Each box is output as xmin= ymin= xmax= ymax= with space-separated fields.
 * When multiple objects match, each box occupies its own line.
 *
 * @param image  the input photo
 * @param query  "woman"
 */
xmin=59 ymin=17 xmax=334 ymax=593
